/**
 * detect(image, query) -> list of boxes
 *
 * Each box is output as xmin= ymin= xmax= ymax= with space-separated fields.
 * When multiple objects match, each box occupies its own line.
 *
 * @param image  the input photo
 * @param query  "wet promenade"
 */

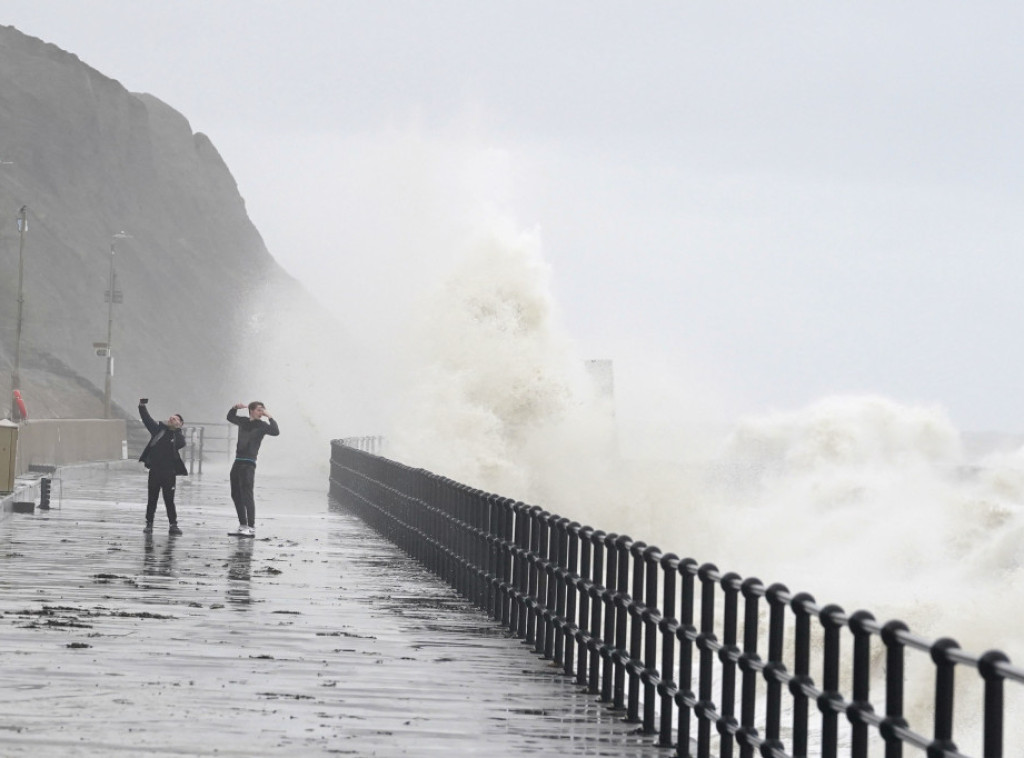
xmin=0 ymin=462 xmax=665 ymax=757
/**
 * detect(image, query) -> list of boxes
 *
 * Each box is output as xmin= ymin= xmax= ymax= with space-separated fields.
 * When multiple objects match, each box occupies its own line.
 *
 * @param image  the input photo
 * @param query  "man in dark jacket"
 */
xmin=138 ymin=398 xmax=187 ymax=535
xmin=226 ymin=401 xmax=280 ymax=537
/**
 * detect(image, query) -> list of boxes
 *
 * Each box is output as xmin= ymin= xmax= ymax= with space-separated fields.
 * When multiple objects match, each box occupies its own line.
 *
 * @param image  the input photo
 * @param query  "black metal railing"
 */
xmin=329 ymin=440 xmax=1024 ymax=758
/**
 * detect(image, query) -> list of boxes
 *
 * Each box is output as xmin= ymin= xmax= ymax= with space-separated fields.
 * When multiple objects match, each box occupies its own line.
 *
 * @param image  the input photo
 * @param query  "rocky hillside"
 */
xmin=0 ymin=25 xmax=364 ymax=429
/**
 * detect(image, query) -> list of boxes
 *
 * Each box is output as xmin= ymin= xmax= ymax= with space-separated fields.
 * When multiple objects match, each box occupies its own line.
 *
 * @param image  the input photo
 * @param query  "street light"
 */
xmin=102 ymin=231 xmax=128 ymax=419
xmin=11 ymin=205 xmax=27 ymax=421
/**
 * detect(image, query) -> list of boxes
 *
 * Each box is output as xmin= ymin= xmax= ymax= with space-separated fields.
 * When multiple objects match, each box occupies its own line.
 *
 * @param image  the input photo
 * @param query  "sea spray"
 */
xmin=385 ymin=225 xmax=1024 ymax=661
xmin=386 ymin=222 xmax=623 ymax=525
xmin=699 ymin=396 xmax=1024 ymax=652
xmin=385 ymin=221 xmax=1024 ymax=750
xmin=691 ymin=395 xmax=1024 ymax=750
xmin=237 ymin=275 xmax=387 ymax=477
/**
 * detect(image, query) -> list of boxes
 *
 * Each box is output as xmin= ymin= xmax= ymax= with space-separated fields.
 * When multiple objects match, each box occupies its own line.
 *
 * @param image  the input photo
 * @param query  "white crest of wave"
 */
xmin=707 ymin=397 xmax=1024 ymax=615
xmin=387 ymin=221 xmax=620 ymax=517
xmin=723 ymin=395 xmax=963 ymax=471
xmin=707 ymin=396 xmax=1024 ymax=745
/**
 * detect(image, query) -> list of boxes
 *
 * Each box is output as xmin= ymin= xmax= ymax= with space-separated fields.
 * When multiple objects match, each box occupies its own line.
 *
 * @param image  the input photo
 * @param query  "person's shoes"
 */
xmin=143 ymin=523 xmax=153 ymax=534
xmin=243 ymin=526 xmax=255 ymax=538
xmin=169 ymin=525 xmax=183 ymax=536
xmin=229 ymin=524 xmax=247 ymax=536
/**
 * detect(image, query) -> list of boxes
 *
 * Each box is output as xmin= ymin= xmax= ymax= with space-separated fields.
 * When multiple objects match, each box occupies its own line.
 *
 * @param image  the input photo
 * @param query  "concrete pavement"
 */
xmin=0 ymin=462 xmax=667 ymax=757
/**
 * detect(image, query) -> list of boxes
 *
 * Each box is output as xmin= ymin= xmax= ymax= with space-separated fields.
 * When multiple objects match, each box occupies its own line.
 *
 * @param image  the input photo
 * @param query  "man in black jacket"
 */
xmin=226 ymin=401 xmax=280 ymax=537
xmin=138 ymin=398 xmax=188 ymax=535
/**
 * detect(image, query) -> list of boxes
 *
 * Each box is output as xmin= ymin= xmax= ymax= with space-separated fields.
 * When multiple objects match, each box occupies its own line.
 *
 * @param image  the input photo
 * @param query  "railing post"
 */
xmin=549 ymin=517 xmax=570 ymax=663
xmin=535 ymin=511 xmax=553 ymax=656
xmin=719 ymin=572 xmax=742 ymax=758
xmin=979 ymin=649 xmax=1010 ymax=758
xmin=641 ymin=545 xmax=661 ymax=734
xmin=791 ymin=592 xmax=817 ymax=758
xmin=588 ymin=530 xmax=606 ymax=694
xmin=676 ymin=557 xmax=698 ymax=758
xmin=848 ymin=610 xmax=876 ymax=758
xmin=575 ymin=525 xmax=594 ymax=687
xmin=525 ymin=506 xmax=544 ymax=646
xmin=491 ymin=497 xmax=510 ymax=623
xmin=658 ymin=552 xmax=680 ymax=748
xmin=696 ymin=562 xmax=719 ymax=758
xmin=764 ymin=582 xmax=789 ymax=752
xmin=562 ymin=521 xmax=581 ymax=676
xmin=475 ymin=489 xmax=491 ymax=610
xmin=511 ymin=502 xmax=530 ymax=639
xmin=613 ymin=534 xmax=632 ymax=712
xmin=738 ymin=578 xmax=763 ymax=758
xmin=929 ymin=637 xmax=961 ymax=758
xmin=819 ymin=604 xmax=846 ymax=758
xmin=600 ymin=532 xmax=618 ymax=703
xmin=627 ymin=539 xmax=647 ymax=723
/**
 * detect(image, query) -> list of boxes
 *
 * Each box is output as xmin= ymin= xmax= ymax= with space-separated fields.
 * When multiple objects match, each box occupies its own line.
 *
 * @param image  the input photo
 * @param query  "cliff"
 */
xmin=0 ymin=24 xmax=362 ymax=430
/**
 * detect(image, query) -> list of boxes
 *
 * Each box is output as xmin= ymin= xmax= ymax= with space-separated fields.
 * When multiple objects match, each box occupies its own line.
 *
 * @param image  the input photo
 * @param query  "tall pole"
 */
xmin=102 ymin=231 xmax=129 ymax=419
xmin=103 ymin=240 xmax=115 ymax=419
xmin=11 ymin=205 xmax=27 ymax=421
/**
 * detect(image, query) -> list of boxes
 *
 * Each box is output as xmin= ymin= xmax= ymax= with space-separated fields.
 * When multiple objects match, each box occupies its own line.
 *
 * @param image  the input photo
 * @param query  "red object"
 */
xmin=13 ymin=389 xmax=27 ymax=420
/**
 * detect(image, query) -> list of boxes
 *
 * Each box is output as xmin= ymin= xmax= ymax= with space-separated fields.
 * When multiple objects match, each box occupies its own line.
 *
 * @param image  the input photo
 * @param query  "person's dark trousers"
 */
xmin=230 ymin=460 xmax=257 ymax=527
xmin=146 ymin=469 xmax=178 ymax=525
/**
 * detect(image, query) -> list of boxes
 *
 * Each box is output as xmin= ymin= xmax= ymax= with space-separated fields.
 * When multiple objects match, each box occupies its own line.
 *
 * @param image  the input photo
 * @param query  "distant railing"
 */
xmin=336 ymin=435 xmax=386 ymax=455
xmin=329 ymin=440 xmax=1024 ymax=758
xmin=181 ymin=421 xmax=236 ymax=474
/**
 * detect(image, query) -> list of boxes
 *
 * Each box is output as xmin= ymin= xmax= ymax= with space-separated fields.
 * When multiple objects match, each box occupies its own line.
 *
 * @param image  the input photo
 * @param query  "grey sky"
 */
xmin=4 ymin=1 xmax=1024 ymax=433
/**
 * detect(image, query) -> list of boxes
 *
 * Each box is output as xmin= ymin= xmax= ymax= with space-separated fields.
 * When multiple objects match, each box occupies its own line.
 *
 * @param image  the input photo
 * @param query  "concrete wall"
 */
xmin=15 ymin=419 xmax=126 ymax=476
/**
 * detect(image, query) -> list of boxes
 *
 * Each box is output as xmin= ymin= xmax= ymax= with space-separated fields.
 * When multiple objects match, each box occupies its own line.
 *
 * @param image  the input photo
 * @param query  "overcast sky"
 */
xmin=5 ymin=2 xmax=1024 ymax=434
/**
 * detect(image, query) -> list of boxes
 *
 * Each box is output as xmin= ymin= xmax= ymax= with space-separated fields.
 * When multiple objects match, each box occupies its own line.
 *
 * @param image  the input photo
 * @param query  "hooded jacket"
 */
xmin=138 ymin=403 xmax=188 ymax=476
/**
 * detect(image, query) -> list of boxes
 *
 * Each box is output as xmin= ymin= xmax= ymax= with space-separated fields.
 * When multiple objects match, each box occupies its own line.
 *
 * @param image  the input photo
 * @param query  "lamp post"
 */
xmin=102 ymin=232 xmax=128 ymax=419
xmin=11 ymin=205 xmax=27 ymax=421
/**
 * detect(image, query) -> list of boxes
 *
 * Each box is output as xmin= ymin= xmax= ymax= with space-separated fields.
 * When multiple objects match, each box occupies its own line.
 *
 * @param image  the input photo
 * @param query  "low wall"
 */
xmin=15 ymin=419 xmax=126 ymax=476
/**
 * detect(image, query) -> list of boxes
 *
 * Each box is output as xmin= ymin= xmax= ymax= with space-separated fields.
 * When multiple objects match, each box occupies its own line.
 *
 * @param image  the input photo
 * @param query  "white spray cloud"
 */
xmin=382 ymin=221 xmax=1024 ymax=748
xmin=384 ymin=225 xmax=1024 ymax=646
xmin=236 ymin=276 xmax=387 ymax=478
xmin=694 ymin=396 xmax=1024 ymax=748
xmin=386 ymin=220 xmax=623 ymax=520
xmin=696 ymin=395 xmax=1024 ymax=645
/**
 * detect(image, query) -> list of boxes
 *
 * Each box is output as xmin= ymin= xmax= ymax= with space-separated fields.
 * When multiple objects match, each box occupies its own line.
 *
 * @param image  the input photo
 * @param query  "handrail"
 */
xmin=329 ymin=440 xmax=1024 ymax=758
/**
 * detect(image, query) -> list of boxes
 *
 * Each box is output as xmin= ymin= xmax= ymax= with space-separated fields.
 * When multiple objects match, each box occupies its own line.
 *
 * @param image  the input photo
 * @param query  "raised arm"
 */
xmin=265 ymin=416 xmax=280 ymax=436
xmin=227 ymin=404 xmax=244 ymax=426
xmin=139 ymin=400 xmax=159 ymax=434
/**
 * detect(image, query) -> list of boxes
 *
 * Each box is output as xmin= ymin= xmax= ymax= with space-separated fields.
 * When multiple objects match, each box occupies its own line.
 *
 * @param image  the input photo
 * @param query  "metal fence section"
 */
xmin=185 ymin=421 xmax=235 ymax=465
xmin=329 ymin=440 xmax=1024 ymax=758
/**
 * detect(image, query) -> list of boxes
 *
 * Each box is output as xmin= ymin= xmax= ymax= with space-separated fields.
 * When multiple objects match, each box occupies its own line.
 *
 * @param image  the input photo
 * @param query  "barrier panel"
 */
xmin=329 ymin=440 xmax=1024 ymax=758
xmin=15 ymin=419 xmax=125 ymax=476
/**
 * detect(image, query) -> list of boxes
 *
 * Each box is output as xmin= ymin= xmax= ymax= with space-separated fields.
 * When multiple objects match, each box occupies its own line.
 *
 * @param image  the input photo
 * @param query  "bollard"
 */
xmin=39 ymin=476 xmax=51 ymax=509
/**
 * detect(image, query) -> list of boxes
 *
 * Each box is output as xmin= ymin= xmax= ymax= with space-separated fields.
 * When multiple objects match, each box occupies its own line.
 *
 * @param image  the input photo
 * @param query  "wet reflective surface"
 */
xmin=0 ymin=465 xmax=667 ymax=756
